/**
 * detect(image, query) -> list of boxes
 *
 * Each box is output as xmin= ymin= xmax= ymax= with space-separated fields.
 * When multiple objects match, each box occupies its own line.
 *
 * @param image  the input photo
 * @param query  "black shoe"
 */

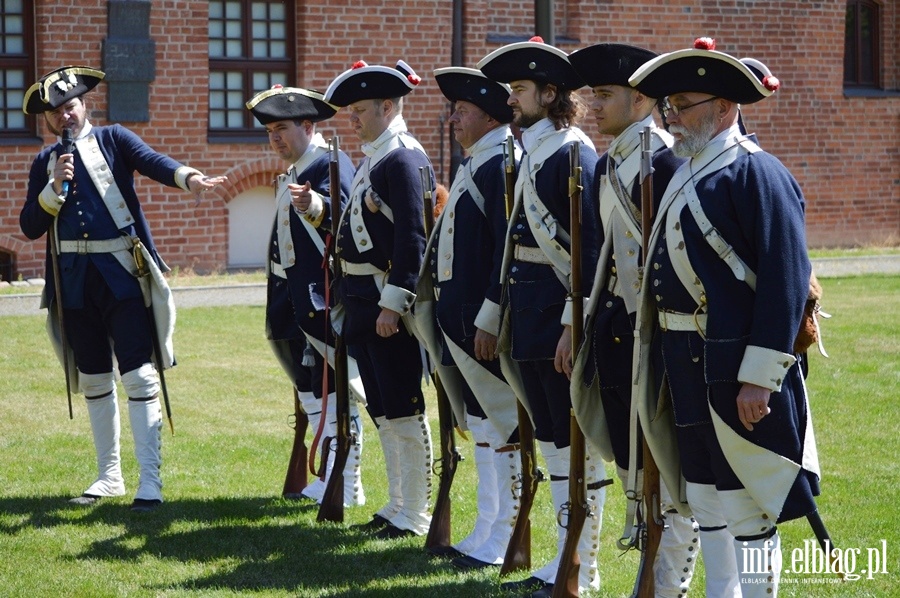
xmin=69 ymin=494 xmax=103 ymax=506
xmin=500 ymin=576 xmax=546 ymax=594
xmin=130 ymin=498 xmax=162 ymax=512
xmin=426 ymin=545 xmax=465 ymax=560
xmin=351 ymin=514 xmax=391 ymax=533
xmin=282 ymin=491 xmax=317 ymax=502
xmin=373 ymin=523 xmax=416 ymax=540
xmin=451 ymin=555 xmax=499 ymax=570
xmin=528 ymin=584 xmax=554 ymax=598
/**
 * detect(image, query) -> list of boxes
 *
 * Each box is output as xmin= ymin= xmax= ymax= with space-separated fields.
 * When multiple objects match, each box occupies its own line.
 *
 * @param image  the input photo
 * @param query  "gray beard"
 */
xmin=671 ymin=113 xmax=717 ymax=158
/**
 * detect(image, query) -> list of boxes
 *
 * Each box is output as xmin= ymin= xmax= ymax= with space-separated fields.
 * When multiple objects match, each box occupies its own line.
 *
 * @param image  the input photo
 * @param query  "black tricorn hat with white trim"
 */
xmin=246 ymin=85 xmax=337 ymax=125
xmin=324 ymin=60 xmax=421 ymax=107
xmin=23 ymin=65 xmax=105 ymax=115
xmin=568 ymin=43 xmax=658 ymax=89
xmin=477 ymin=36 xmax=584 ymax=91
xmin=628 ymin=38 xmax=774 ymax=105
xmin=433 ymin=67 xmax=513 ymax=123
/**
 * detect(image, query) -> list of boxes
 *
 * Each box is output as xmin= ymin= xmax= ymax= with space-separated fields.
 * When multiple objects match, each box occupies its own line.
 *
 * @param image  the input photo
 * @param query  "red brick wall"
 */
xmin=2 ymin=0 xmax=897 ymax=279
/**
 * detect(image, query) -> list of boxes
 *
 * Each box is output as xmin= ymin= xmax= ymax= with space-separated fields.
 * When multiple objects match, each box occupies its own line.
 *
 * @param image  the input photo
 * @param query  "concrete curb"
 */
xmin=810 ymin=255 xmax=900 ymax=277
xmin=0 ymin=284 xmax=267 ymax=317
xmin=2 ymin=256 xmax=897 ymax=317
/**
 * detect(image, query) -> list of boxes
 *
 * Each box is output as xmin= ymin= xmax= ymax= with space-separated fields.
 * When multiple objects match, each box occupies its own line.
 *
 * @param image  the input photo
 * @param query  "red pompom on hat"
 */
xmin=762 ymin=75 xmax=780 ymax=91
xmin=529 ymin=36 xmax=544 ymax=43
xmin=694 ymin=37 xmax=716 ymax=50
xmin=351 ymin=60 xmax=368 ymax=69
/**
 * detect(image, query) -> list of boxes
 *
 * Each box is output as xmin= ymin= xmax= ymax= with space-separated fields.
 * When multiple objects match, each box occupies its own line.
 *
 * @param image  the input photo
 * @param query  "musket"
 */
xmin=52 ymin=130 xmax=74 ymax=419
xmin=132 ymin=239 xmax=174 ymax=434
xmin=551 ymin=142 xmax=587 ymax=598
xmin=807 ymin=509 xmax=845 ymax=580
xmin=501 ymin=133 xmax=540 ymax=576
xmin=49 ymin=226 xmax=73 ymax=420
xmin=420 ymin=166 xmax=463 ymax=550
xmin=318 ymin=136 xmax=352 ymax=523
xmin=282 ymin=387 xmax=310 ymax=497
xmin=632 ymin=126 xmax=664 ymax=598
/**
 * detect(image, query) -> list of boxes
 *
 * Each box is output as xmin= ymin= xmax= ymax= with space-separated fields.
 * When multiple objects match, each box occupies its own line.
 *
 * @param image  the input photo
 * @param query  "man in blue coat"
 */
xmin=20 ymin=66 xmax=225 ymax=512
xmin=246 ymin=85 xmax=365 ymax=508
xmin=414 ymin=66 xmax=521 ymax=569
xmin=478 ymin=38 xmax=605 ymax=596
xmin=568 ymin=43 xmax=700 ymax=597
xmin=324 ymin=60 xmax=435 ymax=539
xmin=628 ymin=39 xmax=821 ymax=597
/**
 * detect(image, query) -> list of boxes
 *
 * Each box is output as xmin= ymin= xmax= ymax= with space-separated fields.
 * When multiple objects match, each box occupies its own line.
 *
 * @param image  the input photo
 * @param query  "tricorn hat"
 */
xmin=628 ymin=38 xmax=774 ymax=105
xmin=568 ymin=43 xmax=658 ymax=89
xmin=23 ymin=66 xmax=105 ymax=115
xmin=324 ymin=60 xmax=421 ymax=107
xmin=246 ymin=85 xmax=337 ymax=125
xmin=477 ymin=36 xmax=584 ymax=91
xmin=433 ymin=67 xmax=513 ymax=123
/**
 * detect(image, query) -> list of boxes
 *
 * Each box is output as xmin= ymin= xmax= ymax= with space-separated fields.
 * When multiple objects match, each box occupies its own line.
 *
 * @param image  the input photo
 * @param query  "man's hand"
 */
xmin=53 ymin=151 xmax=74 ymax=195
xmin=290 ymin=180 xmax=313 ymax=212
xmin=736 ymin=383 xmax=772 ymax=431
xmin=189 ymin=173 xmax=228 ymax=201
xmin=376 ymin=308 xmax=402 ymax=338
xmin=554 ymin=325 xmax=573 ymax=379
xmin=474 ymin=328 xmax=498 ymax=361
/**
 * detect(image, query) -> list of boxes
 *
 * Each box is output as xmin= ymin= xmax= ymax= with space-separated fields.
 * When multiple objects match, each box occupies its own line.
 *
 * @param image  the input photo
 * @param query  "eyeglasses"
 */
xmin=660 ymin=96 xmax=719 ymax=119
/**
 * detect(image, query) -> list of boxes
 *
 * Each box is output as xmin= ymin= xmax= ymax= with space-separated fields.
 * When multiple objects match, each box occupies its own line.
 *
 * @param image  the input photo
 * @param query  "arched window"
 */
xmin=844 ymin=0 xmax=881 ymax=88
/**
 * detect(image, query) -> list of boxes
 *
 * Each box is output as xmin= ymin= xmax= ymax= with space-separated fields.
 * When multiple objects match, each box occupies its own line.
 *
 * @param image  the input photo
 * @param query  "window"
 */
xmin=208 ymin=0 xmax=295 ymax=139
xmin=0 ymin=0 xmax=34 ymax=139
xmin=844 ymin=0 xmax=881 ymax=88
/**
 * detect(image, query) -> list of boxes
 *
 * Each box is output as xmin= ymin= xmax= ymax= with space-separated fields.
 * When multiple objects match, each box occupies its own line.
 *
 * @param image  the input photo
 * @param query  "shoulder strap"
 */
xmin=683 ymin=136 xmax=763 ymax=291
xmin=75 ymin=134 xmax=137 ymax=230
xmin=461 ymin=158 xmax=488 ymax=217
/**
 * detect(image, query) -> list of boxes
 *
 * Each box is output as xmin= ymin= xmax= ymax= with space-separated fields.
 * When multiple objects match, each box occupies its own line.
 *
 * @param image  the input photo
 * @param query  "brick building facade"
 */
xmin=1 ymin=0 xmax=897 ymax=280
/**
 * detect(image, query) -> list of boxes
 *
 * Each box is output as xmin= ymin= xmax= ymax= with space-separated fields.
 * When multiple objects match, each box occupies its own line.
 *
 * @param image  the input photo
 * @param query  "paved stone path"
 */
xmin=2 ymin=255 xmax=897 ymax=317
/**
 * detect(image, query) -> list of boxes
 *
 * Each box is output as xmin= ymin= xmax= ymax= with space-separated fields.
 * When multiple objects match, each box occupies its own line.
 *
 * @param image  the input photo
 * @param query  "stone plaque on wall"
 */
xmin=103 ymin=0 xmax=156 ymax=122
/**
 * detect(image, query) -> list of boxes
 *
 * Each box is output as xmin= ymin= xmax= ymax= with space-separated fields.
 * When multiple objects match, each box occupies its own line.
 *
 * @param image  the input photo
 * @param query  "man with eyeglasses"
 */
xmin=627 ymin=39 xmax=820 ymax=597
xmin=568 ymin=43 xmax=699 ymax=598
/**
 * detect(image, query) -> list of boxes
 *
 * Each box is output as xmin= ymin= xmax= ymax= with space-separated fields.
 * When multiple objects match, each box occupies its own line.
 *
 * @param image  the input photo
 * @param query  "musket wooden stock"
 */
xmin=424 ymin=369 xmax=460 ymax=549
xmin=318 ymin=137 xmax=352 ymax=523
xmin=420 ymin=166 xmax=462 ymax=549
xmin=283 ymin=388 xmax=310 ymax=496
xmin=500 ymin=134 xmax=537 ymax=575
xmin=552 ymin=142 xmax=586 ymax=598
xmin=633 ymin=126 xmax=664 ymax=598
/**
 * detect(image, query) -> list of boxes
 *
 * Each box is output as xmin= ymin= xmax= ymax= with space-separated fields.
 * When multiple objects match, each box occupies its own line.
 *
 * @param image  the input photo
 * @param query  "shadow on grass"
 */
xmin=0 ymin=495 xmax=507 ymax=597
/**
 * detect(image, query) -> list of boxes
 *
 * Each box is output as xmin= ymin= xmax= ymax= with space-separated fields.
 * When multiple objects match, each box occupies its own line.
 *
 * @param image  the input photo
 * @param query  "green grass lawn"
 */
xmin=0 ymin=276 xmax=897 ymax=597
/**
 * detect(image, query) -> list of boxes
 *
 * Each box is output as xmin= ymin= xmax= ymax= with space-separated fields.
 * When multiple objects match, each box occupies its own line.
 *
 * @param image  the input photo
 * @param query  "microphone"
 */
xmin=61 ymin=128 xmax=74 ymax=197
